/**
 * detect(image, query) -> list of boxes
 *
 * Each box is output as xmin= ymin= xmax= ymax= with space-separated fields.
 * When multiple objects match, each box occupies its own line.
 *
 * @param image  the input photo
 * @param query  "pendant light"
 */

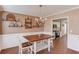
xmin=39 ymin=5 xmax=46 ymax=24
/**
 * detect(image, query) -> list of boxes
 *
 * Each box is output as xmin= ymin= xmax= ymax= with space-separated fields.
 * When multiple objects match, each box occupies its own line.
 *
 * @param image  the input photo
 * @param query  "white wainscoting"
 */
xmin=68 ymin=34 xmax=79 ymax=52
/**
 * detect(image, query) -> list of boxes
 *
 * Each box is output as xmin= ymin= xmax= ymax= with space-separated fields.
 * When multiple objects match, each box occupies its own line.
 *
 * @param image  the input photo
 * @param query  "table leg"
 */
xmin=48 ymin=39 xmax=51 ymax=52
xmin=19 ymin=45 xmax=22 ymax=54
xmin=0 ymin=49 xmax=1 ymax=53
xmin=33 ymin=42 xmax=36 ymax=54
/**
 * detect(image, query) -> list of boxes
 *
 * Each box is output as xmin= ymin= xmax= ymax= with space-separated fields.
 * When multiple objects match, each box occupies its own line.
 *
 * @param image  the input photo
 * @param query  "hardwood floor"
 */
xmin=0 ymin=35 xmax=79 ymax=54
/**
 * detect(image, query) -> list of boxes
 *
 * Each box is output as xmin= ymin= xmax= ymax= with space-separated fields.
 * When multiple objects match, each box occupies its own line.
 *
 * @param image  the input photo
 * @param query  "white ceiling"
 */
xmin=0 ymin=5 xmax=79 ymax=17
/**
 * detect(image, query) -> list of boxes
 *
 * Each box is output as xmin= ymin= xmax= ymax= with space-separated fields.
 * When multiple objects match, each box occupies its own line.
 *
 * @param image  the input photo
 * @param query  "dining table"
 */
xmin=24 ymin=34 xmax=54 ymax=54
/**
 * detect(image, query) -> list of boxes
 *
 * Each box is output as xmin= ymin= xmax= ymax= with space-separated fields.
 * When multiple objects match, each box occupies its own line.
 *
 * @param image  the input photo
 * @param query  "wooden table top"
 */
xmin=24 ymin=34 xmax=53 ymax=42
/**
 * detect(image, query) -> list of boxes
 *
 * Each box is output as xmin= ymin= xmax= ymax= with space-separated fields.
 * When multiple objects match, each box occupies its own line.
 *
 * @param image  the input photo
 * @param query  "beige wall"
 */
xmin=44 ymin=19 xmax=52 ymax=33
xmin=0 ymin=11 xmax=44 ymax=34
xmin=45 ymin=8 xmax=79 ymax=35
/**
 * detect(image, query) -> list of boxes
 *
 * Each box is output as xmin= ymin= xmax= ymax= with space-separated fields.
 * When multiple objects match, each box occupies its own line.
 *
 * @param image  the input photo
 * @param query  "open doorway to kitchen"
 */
xmin=52 ymin=17 xmax=69 ymax=53
xmin=52 ymin=17 xmax=68 ymax=38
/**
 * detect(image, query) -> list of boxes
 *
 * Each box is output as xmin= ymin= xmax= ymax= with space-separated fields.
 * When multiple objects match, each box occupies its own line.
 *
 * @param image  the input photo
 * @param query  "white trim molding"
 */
xmin=52 ymin=16 xmax=69 ymax=37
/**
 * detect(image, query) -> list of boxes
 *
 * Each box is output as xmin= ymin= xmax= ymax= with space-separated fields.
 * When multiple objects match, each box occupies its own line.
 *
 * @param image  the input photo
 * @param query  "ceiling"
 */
xmin=0 ymin=5 xmax=79 ymax=17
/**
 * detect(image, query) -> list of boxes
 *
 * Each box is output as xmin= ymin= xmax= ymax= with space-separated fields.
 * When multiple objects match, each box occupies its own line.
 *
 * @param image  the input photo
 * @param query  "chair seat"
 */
xmin=22 ymin=42 xmax=33 ymax=48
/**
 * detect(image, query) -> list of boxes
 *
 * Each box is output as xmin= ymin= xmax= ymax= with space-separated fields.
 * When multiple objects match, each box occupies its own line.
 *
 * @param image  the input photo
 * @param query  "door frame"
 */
xmin=52 ymin=16 xmax=69 ymax=38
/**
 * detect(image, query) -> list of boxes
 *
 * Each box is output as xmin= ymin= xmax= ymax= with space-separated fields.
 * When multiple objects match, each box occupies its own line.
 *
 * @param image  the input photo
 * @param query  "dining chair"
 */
xmin=50 ymin=37 xmax=55 ymax=48
xmin=49 ymin=33 xmax=55 ymax=48
xmin=19 ymin=42 xmax=33 ymax=54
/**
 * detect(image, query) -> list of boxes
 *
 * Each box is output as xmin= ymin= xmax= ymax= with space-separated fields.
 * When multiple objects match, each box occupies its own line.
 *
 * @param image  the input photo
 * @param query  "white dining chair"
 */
xmin=19 ymin=42 xmax=33 ymax=54
xmin=50 ymin=37 xmax=55 ymax=48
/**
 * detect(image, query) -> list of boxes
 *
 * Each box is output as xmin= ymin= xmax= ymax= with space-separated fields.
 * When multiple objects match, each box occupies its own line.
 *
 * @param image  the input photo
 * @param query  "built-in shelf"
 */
xmin=8 ymin=25 xmax=23 ymax=27
xmin=8 ymin=20 xmax=23 ymax=27
xmin=34 ymin=40 xmax=48 ymax=52
xmin=25 ymin=16 xmax=44 ymax=29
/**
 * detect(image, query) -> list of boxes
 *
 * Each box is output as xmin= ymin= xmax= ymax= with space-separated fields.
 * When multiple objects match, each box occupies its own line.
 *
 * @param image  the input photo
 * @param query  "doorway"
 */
xmin=52 ymin=17 xmax=69 ymax=53
xmin=52 ymin=17 xmax=68 ymax=38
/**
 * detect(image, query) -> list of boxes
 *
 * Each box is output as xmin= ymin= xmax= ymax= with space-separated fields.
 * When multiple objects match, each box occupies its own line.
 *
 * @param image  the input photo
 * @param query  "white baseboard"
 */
xmin=68 ymin=48 xmax=79 ymax=52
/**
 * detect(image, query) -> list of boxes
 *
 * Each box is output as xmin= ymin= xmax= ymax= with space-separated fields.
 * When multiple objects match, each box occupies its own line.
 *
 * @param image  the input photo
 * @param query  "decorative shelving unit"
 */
xmin=25 ymin=16 xmax=44 ymax=29
xmin=25 ymin=17 xmax=32 ymax=28
xmin=6 ymin=13 xmax=23 ymax=27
